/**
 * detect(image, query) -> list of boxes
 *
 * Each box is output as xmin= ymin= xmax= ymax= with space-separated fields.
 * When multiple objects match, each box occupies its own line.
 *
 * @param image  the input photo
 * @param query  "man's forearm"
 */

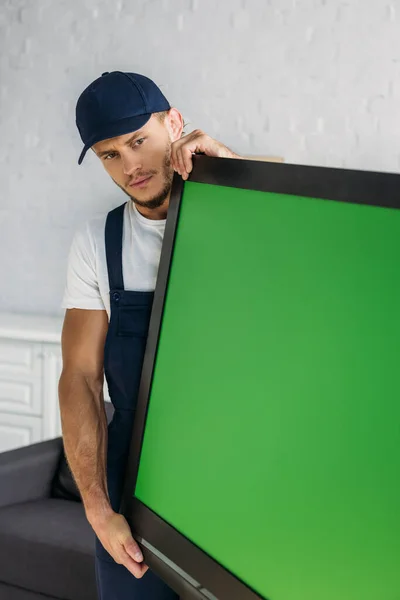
xmin=58 ymin=371 xmax=113 ymax=526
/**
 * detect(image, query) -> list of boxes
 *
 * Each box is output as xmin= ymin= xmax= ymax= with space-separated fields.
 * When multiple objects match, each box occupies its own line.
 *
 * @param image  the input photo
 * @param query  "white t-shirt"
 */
xmin=61 ymin=200 xmax=166 ymax=320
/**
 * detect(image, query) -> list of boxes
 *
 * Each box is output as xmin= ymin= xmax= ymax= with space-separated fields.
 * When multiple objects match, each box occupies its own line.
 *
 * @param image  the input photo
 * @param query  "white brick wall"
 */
xmin=1 ymin=0 xmax=400 ymax=315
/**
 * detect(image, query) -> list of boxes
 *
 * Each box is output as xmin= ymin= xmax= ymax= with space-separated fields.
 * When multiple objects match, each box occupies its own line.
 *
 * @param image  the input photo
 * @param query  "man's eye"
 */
xmin=105 ymin=153 xmax=116 ymax=160
xmin=135 ymin=138 xmax=145 ymax=146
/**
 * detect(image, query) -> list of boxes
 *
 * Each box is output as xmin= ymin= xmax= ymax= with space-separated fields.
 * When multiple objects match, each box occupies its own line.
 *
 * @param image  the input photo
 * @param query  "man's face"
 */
xmin=92 ymin=110 xmax=182 ymax=212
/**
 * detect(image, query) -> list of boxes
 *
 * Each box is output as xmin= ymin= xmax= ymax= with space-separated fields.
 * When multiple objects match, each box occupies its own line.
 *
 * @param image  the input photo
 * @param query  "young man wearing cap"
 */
xmin=59 ymin=71 xmax=240 ymax=599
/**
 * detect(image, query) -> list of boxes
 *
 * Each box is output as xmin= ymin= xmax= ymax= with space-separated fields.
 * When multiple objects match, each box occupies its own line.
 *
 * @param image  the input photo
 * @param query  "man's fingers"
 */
xmin=176 ymin=148 xmax=186 ymax=177
xmin=121 ymin=535 xmax=148 ymax=578
xmin=174 ymin=147 xmax=193 ymax=180
xmin=124 ymin=537 xmax=144 ymax=563
xmin=123 ymin=554 xmax=149 ymax=579
xmin=171 ymin=130 xmax=213 ymax=179
xmin=170 ymin=143 xmax=180 ymax=174
xmin=182 ymin=147 xmax=193 ymax=175
xmin=118 ymin=541 xmax=148 ymax=579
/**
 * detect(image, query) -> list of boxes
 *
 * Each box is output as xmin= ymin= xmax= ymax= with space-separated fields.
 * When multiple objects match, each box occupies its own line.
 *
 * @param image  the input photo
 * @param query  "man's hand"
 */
xmin=93 ymin=511 xmax=149 ymax=578
xmin=171 ymin=129 xmax=241 ymax=180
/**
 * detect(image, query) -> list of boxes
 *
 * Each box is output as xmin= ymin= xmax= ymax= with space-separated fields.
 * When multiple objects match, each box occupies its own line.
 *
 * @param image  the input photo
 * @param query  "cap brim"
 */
xmin=78 ymin=145 xmax=89 ymax=165
xmin=77 ymin=113 xmax=152 ymax=165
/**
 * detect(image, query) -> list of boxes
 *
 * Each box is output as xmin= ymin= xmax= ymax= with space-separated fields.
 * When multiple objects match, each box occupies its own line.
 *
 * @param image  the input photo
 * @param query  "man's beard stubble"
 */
xmin=113 ymin=143 xmax=174 ymax=211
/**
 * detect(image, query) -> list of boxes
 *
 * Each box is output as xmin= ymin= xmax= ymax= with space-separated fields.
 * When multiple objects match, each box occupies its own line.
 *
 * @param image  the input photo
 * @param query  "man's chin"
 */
xmin=128 ymin=185 xmax=172 ymax=210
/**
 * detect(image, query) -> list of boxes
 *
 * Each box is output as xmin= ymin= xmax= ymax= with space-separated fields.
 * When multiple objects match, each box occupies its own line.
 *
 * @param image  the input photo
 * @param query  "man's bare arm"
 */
xmin=58 ymin=308 xmax=111 ymax=526
xmin=58 ymin=308 xmax=147 ymax=577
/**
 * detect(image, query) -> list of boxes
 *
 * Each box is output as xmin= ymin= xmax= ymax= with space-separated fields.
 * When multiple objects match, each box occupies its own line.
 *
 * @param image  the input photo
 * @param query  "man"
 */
xmin=59 ymin=70 xmax=240 ymax=599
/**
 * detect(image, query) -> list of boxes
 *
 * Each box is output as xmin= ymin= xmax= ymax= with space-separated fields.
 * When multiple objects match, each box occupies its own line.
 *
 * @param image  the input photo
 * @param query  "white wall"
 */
xmin=1 ymin=0 xmax=400 ymax=316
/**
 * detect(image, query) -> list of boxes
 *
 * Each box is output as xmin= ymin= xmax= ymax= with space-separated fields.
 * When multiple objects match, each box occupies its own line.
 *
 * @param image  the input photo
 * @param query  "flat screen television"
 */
xmin=120 ymin=155 xmax=400 ymax=600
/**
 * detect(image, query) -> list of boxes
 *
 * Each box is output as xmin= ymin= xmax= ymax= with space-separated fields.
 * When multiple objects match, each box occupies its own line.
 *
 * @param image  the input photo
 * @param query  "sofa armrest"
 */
xmin=0 ymin=437 xmax=63 ymax=508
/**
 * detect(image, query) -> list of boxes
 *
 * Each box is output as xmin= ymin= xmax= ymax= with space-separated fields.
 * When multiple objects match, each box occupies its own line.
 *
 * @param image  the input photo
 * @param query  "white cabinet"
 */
xmin=0 ymin=312 xmax=111 ymax=454
xmin=0 ymin=313 xmax=65 ymax=453
xmin=0 ymin=413 xmax=42 ymax=450
xmin=0 ymin=339 xmax=43 ymax=417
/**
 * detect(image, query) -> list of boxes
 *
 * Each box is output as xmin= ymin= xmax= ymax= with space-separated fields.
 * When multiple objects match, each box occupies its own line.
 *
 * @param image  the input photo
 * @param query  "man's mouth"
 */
xmin=129 ymin=176 xmax=153 ymax=189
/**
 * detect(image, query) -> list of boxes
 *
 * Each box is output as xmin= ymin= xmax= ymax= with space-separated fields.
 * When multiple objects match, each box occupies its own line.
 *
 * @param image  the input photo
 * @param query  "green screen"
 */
xmin=134 ymin=181 xmax=400 ymax=600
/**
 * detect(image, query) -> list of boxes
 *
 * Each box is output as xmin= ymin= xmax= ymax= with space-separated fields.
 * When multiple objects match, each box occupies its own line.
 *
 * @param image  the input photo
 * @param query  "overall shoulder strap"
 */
xmin=104 ymin=202 xmax=126 ymax=291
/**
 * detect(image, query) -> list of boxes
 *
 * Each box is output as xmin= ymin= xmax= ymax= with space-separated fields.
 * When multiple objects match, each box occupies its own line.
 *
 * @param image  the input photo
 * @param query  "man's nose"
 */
xmin=121 ymin=152 xmax=141 ymax=176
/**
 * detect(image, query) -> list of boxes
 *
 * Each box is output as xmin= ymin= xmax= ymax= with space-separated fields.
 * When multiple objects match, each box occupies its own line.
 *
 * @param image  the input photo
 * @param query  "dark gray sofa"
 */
xmin=0 ymin=404 xmax=115 ymax=600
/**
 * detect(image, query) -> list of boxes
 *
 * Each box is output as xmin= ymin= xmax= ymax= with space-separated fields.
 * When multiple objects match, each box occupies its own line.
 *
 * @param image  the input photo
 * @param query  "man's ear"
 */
xmin=165 ymin=108 xmax=184 ymax=142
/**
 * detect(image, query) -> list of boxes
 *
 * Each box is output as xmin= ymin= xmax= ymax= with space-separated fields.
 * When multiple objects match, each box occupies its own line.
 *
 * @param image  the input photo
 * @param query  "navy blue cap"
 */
xmin=76 ymin=71 xmax=170 ymax=165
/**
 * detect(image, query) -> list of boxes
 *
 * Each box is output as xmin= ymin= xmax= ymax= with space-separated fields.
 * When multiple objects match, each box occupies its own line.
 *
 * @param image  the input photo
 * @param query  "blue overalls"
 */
xmin=95 ymin=201 xmax=179 ymax=600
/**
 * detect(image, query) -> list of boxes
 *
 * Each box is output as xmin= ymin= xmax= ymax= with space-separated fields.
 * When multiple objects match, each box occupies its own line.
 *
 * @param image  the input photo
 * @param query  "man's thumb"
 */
xmin=124 ymin=537 xmax=144 ymax=563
